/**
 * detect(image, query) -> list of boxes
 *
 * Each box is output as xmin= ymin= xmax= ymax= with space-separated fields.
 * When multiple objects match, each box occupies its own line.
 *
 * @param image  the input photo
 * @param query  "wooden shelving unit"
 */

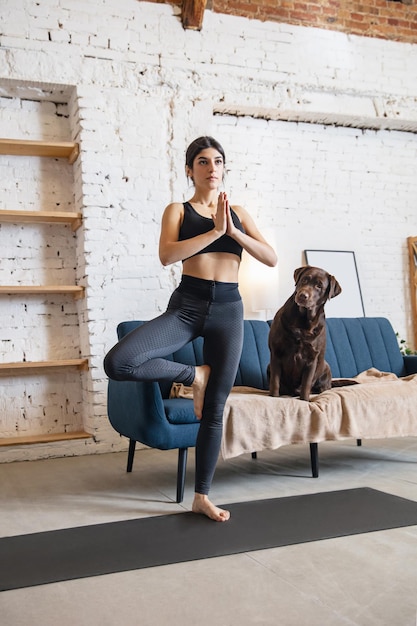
xmin=0 ymin=138 xmax=79 ymax=164
xmin=0 ymin=209 xmax=82 ymax=231
xmin=0 ymin=285 xmax=85 ymax=299
xmin=0 ymin=136 xmax=86 ymax=446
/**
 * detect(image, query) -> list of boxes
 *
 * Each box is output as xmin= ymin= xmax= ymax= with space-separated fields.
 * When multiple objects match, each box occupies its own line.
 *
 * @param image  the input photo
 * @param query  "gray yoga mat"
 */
xmin=1 ymin=487 xmax=417 ymax=591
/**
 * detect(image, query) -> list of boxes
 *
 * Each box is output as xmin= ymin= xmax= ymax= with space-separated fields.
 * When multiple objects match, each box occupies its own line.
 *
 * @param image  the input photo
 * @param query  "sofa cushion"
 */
xmin=235 ymin=320 xmax=270 ymax=390
xmin=325 ymin=318 xmax=405 ymax=378
xmin=164 ymin=398 xmax=199 ymax=425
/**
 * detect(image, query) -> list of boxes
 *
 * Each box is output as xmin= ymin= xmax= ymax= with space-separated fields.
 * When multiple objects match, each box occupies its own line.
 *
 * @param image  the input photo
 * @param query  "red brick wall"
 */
xmin=149 ymin=0 xmax=417 ymax=44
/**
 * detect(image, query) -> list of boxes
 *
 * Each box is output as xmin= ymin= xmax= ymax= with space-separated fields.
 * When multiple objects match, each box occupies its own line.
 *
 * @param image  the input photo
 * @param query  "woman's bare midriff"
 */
xmin=182 ymin=252 xmax=240 ymax=283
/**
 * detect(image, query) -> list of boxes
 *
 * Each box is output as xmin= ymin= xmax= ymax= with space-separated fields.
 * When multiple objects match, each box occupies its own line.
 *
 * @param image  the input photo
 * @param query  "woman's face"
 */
xmin=187 ymin=147 xmax=225 ymax=190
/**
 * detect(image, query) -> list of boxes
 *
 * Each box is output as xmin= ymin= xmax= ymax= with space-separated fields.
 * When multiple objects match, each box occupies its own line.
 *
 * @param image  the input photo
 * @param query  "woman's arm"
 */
xmin=158 ymin=200 xmax=227 ymax=266
xmin=228 ymin=205 xmax=278 ymax=267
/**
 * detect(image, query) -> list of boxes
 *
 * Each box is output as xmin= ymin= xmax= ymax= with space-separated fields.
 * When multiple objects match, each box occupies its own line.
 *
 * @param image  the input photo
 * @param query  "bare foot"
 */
xmin=192 ymin=493 xmax=230 ymax=522
xmin=192 ymin=365 xmax=210 ymax=419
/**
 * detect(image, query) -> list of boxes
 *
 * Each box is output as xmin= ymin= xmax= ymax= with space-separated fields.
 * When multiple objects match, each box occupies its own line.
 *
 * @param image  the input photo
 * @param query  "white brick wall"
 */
xmin=0 ymin=0 xmax=416 ymax=461
xmin=218 ymin=116 xmax=417 ymax=323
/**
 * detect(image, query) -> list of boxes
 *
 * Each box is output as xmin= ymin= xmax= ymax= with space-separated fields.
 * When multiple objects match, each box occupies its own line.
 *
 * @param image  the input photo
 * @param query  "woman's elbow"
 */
xmin=158 ymin=244 xmax=176 ymax=266
xmin=266 ymin=250 xmax=278 ymax=267
xmin=159 ymin=253 xmax=173 ymax=267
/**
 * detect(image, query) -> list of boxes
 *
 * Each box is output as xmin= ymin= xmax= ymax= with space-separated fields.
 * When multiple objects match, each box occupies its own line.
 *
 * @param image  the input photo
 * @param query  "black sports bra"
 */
xmin=178 ymin=202 xmax=245 ymax=259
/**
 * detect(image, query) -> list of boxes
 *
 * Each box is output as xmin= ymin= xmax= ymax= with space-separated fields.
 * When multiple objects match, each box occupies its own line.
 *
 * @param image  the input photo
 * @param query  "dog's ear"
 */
xmin=327 ymin=274 xmax=342 ymax=299
xmin=294 ymin=266 xmax=309 ymax=284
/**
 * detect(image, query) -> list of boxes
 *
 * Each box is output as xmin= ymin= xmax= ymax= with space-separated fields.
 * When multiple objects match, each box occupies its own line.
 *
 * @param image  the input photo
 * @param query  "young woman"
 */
xmin=104 ymin=136 xmax=277 ymax=522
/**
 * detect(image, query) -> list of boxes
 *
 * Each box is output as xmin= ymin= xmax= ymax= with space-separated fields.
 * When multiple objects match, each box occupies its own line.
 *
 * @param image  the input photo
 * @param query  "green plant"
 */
xmin=396 ymin=333 xmax=417 ymax=355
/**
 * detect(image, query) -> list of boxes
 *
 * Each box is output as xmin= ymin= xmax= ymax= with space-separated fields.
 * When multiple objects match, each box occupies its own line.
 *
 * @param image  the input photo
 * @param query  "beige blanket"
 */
xmin=222 ymin=369 xmax=417 ymax=459
xmin=170 ymin=368 xmax=417 ymax=460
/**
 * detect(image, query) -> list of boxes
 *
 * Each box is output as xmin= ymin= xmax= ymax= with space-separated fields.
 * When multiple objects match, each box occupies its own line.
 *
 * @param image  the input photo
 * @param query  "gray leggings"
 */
xmin=104 ymin=275 xmax=244 ymax=495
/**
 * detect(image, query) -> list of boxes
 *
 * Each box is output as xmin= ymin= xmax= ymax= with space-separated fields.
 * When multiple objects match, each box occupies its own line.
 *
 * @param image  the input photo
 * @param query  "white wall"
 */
xmin=0 ymin=0 xmax=416 ymax=460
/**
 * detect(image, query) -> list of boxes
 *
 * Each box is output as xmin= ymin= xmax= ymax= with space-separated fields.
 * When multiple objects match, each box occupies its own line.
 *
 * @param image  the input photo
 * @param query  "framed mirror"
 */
xmin=304 ymin=249 xmax=365 ymax=317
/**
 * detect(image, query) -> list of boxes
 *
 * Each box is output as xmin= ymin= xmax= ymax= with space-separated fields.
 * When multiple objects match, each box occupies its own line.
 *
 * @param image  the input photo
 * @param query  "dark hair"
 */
xmin=185 ymin=136 xmax=226 ymax=169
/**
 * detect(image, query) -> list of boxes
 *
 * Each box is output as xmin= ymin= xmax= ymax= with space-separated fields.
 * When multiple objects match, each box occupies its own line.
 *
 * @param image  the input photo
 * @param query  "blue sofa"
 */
xmin=107 ymin=317 xmax=417 ymax=502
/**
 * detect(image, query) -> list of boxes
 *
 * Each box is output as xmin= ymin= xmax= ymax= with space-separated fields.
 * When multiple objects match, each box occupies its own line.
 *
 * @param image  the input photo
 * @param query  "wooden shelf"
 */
xmin=0 ymin=359 xmax=89 ymax=375
xmin=0 ymin=138 xmax=79 ymax=164
xmin=0 ymin=431 xmax=93 ymax=447
xmin=0 ymin=209 xmax=82 ymax=231
xmin=0 ymin=285 xmax=85 ymax=299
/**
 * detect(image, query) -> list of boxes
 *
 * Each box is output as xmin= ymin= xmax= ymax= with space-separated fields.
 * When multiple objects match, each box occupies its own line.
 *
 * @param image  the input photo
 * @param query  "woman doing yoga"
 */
xmin=104 ymin=136 xmax=277 ymax=522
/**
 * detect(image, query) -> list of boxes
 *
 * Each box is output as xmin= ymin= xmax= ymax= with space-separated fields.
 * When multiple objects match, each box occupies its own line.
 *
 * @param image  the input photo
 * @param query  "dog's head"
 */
xmin=293 ymin=265 xmax=341 ymax=312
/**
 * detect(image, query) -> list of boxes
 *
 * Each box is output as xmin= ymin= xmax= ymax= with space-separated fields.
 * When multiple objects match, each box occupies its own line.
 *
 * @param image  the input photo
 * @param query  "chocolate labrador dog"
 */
xmin=268 ymin=265 xmax=342 ymax=400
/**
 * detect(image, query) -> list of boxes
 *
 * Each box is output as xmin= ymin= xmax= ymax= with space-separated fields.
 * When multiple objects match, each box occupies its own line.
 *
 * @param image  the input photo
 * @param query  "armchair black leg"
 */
xmin=176 ymin=447 xmax=188 ymax=503
xmin=357 ymin=439 xmax=362 ymax=446
xmin=251 ymin=452 xmax=257 ymax=459
xmin=126 ymin=439 xmax=136 ymax=472
xmin=310 ymin=442 xmax=319 ymax=477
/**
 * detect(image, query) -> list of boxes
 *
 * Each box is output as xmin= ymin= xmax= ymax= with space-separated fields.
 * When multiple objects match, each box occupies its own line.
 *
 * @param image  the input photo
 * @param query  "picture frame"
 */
xmin=304 ymin=249 xmax=365 ymax=317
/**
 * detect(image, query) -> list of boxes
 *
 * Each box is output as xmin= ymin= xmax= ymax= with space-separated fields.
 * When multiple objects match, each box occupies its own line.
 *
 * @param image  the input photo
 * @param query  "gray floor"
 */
xmin=1 ymin=437 xmax=417 ymax=626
